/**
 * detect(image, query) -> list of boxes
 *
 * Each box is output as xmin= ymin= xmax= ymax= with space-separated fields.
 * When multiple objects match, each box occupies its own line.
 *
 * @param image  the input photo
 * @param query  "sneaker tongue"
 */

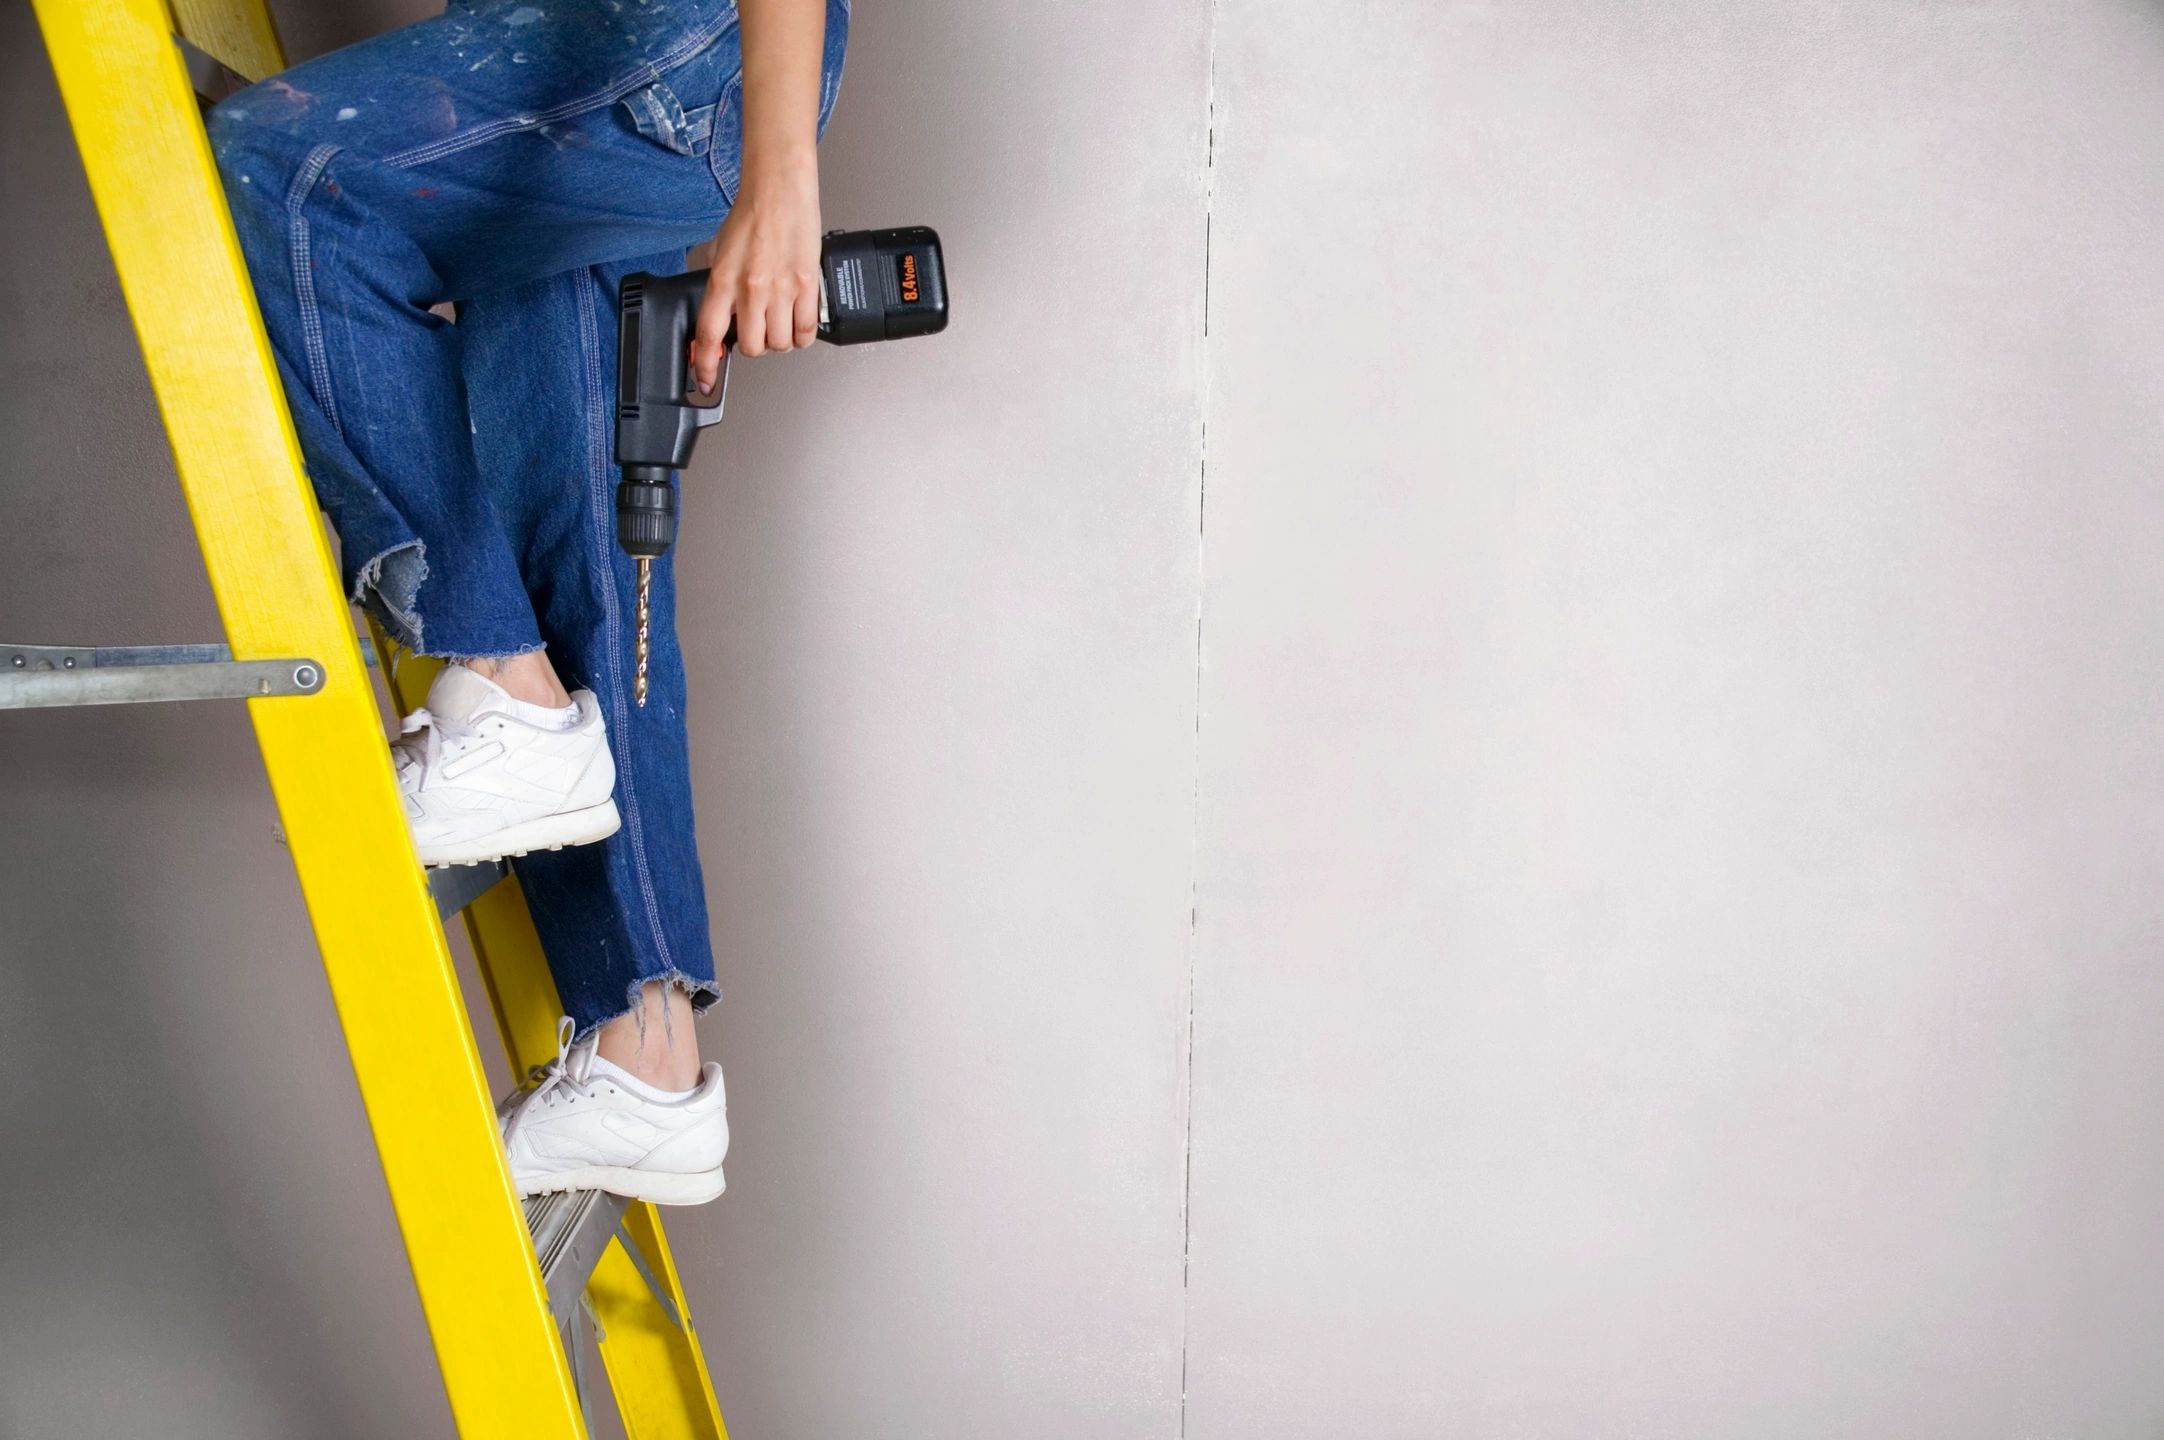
xmin=425 ymin=664 xmax=515 ymax=725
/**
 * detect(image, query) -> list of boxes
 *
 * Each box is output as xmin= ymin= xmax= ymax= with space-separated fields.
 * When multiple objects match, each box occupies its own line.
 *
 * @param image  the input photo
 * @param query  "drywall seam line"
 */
xmin=1177 ymin=0 xmax=1221 ymax=1434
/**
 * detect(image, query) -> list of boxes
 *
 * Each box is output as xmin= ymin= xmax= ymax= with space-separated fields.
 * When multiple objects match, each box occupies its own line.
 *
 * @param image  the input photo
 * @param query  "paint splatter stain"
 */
xmin=413 ymin=186 xmax=439 ymax=197
xmin=506 ymin=5 xmax=543 ymax=23
xmin=336 ymin=106 xmax=358 ymax=121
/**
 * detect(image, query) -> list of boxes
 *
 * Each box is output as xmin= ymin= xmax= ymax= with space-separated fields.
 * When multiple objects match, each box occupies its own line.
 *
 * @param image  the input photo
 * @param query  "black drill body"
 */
xmin=613 ymin=226 xmax=947 ymax=560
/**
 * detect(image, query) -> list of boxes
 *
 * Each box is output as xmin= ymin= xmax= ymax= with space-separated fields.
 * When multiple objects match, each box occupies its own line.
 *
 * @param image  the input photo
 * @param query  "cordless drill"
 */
xmin=615 ymin=226 xmax=949 ymax=704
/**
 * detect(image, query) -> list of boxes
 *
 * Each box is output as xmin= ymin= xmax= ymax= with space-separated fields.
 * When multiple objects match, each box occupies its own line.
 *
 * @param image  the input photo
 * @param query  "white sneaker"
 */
xmin=392 ymin=665 xmax=621 ymax=868
xmin=499 ymin=1018 xmax=729 ymax=1206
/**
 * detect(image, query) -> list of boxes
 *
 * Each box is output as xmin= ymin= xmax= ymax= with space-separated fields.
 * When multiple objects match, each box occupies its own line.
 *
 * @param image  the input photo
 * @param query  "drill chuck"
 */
xmin=615 ymin=465 xmax=678 ymax=559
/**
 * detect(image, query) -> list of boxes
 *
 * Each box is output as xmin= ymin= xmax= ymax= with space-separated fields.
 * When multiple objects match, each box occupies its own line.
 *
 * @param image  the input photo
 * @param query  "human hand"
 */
xmin=691 ymin=153 xmax=822 ymax=389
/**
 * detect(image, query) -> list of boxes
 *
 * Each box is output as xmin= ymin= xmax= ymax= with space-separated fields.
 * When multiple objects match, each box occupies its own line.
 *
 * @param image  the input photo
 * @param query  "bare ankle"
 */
xmin=594 ymin=981 xmax=702 ymax=1091
xmin=464 ymin=651 xmax=572 ymax=709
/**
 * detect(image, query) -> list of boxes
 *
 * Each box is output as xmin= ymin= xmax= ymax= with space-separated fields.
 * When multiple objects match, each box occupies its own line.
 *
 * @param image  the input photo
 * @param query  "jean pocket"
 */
xmin=621 ymin=77 xmax=717 ymax=158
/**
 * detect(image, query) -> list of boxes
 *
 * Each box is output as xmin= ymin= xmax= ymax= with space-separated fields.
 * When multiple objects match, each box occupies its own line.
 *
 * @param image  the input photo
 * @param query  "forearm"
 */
xmin=737 ymin=0 xmax=827 ymax=184
xmin=688 ymin=0 xmax=830 ymax=369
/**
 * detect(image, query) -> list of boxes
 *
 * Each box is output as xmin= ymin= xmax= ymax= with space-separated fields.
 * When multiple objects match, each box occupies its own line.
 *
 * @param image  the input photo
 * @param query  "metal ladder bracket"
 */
xmin=1 ymin=643 xmax=325 ymax=709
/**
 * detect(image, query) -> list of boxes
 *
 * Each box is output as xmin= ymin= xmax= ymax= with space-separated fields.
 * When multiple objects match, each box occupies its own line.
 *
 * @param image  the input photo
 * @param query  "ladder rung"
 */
xmin=428 ymin=859 xmax=510 ymax=919
xmin=526 ymin=1189 xmax=631 ymax=1320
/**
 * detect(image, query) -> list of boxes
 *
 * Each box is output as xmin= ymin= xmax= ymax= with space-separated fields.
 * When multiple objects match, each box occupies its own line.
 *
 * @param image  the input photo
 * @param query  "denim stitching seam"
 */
xmin=707 ymin=72 xmax=745 ymax=203
xmin=382 ymin=12 xmax=737 ymax=171
xmin=286 ymin=143 xmax=344 ymax=440
xmin=577 ymin=269 xmax=678 ymax=975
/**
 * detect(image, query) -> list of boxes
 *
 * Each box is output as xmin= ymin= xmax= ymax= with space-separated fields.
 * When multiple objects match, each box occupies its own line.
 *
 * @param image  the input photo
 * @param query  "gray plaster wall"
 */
xmin=1186 ymin=4 xmax=2164 ymax=1436
xmin=5 ymin=1 xmax=2164 ymax=1437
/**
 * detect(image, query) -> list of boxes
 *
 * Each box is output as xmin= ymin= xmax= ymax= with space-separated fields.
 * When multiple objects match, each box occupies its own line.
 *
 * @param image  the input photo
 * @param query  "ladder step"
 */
xmin=428 ymin=859 xmax=509 ymax=919
xmin=526 ymin=1189 xmax=631 ymax=1320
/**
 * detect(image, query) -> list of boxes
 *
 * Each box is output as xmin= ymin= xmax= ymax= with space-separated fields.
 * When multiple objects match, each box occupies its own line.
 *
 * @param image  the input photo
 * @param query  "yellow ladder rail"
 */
xmin=33 ymin=0 xmax=730 ymax=1432
xmin=170 ymin=0 xmax=282 ymax=82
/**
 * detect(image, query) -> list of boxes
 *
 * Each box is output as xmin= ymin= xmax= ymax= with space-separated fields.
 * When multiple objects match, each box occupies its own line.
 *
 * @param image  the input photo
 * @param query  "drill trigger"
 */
xmin=692 ymin=349 xmax=730 ymax=429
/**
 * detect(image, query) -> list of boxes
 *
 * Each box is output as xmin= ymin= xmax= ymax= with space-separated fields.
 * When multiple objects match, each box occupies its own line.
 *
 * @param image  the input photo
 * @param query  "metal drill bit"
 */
xmin=634 ymin=557 xmax=652 ymax=708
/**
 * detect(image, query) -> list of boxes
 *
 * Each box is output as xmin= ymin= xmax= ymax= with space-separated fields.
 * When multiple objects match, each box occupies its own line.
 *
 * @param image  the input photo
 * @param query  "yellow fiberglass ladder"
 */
xmin=19 ymin=1 xmax=733 ymax=1434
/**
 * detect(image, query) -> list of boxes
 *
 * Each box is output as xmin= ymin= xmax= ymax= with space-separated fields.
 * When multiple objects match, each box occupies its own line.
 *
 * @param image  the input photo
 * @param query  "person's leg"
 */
xmin=455 ymin=254 xmax=719 ymax=1086
xmin=208 ymin=0 xmax=851 ymax=1197
xmin=206 ymin=0 xmax=768 ymax=655
xmin=440 ymin=0 xmax=848 ymax=1074
xmin=466 ymin=654 xmax=572 ymax=708
xmin=211 ymin=87 xmax=547 ymax=667
xmin=602 ymin=985 xmax=702 ymax=1089
xmin=206 ymin=1 xmax=757 ymax=871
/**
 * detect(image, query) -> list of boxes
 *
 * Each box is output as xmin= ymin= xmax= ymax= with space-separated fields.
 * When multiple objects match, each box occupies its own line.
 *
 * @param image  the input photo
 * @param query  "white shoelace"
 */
xmin=391 ymin=704 xmax=480 ymax=787
xmin=501 ymin=1017 xmax=595 ymax=1142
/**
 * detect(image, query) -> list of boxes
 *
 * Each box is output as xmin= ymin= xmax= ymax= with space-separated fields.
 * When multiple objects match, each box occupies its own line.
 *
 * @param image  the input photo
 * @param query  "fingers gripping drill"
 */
xmin=614 ymin=227 xmax=950 ymax=705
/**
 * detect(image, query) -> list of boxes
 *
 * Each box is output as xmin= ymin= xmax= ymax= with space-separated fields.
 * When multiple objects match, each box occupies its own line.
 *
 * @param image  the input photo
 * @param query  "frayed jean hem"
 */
xmin=352 ymin=537 xmax=547 ymax=663
xmin=571 ymin=970 xmax=722 ymax=1045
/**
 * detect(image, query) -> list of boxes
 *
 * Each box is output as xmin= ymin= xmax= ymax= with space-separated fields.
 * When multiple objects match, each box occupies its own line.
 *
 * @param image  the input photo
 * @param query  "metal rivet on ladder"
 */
xmin=293 ymin=663 xmax=321 ymax=691
xmin=62 ymin=656 xmax=76 ymax=669
xmin=9 ymin=655 xmax=22 ymax=668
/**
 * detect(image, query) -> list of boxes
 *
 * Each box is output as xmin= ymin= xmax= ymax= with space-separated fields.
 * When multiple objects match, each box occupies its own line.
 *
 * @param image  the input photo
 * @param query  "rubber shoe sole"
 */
xmin=517 ymin=1162 xmax=726 ymax=1207
xmin=418 ymin=798 xmax=622 ymax=869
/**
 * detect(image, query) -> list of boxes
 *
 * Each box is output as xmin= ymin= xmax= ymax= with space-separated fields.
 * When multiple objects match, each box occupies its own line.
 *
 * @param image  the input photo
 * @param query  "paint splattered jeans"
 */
xmin=208 ymin=0 xmax=848 ymax=1034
